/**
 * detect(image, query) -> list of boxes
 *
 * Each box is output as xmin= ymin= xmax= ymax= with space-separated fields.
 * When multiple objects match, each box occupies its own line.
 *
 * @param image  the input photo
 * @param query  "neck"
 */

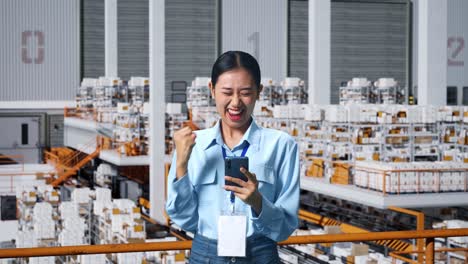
xmin=220 ymin=118 xmax=252 ymax=149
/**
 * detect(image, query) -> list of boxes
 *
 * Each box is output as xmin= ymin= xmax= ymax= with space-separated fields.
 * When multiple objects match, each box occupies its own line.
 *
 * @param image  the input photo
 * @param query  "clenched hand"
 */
xmin=173 ymin=127 xmax=196 ymax=179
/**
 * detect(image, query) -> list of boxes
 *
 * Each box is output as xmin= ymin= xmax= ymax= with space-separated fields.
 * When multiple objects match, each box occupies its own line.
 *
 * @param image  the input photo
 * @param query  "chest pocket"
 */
xmin=191 ymin=165 xmax=218 ymax=205
xmin=250 ymin=164 xmax=276 ymax=202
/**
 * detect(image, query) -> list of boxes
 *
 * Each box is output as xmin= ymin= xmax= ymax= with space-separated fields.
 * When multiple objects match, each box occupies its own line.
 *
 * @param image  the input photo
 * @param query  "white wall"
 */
xmin=0 ymin=220 xmax=18 ymax=242
xmin=413 ymin=0 xmax=468 ymax=104
xmin=222 ymin=0 xmax=288 ymax=82
xmin=0 ymin=0 xmax=79 ymax=102
xmin=447 ymin=0 xmax=468 ymax=96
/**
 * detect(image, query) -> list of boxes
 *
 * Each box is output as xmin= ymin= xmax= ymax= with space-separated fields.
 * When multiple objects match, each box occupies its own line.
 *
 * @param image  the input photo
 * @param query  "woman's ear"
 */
xmin=256 ymin=84 xmax=263 ymax=100
xmin=209 ymin=81 xmax=215 ymax=98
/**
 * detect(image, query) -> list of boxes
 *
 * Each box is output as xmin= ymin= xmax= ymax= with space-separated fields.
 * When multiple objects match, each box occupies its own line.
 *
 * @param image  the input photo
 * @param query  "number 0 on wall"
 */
xmin=21 ymin=31 xmax=44 ymax=64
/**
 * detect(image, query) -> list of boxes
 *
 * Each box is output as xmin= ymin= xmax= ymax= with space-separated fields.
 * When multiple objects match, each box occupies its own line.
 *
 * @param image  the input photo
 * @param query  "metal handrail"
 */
xmin=1 ymin=228 xmax=467 ymax=261
xmin=60 ymin=137 xmax=97 ymax=167
xmin=389 ymin=206 xmax=425 ymax=263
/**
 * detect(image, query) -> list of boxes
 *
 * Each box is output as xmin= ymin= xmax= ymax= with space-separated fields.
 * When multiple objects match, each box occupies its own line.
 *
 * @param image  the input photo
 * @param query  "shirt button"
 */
xmin=231 ymin=257 xmax=236 ymax=263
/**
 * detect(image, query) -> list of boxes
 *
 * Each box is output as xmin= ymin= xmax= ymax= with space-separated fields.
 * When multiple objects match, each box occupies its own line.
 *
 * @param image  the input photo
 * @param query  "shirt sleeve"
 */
xmin=250 ymin=139 xmax=300 ymax=241
xmin=165 ymin=151 xmax=199 ymax=233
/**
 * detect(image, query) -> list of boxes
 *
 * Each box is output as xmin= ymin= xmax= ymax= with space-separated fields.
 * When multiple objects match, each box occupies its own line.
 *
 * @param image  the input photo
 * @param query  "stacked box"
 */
xmin=331 ymin=163 xmax=351 ymax=185
xmin=325 ymin=106 xmax=348 ymax=123
xmin=445 ymin=220 xmax=468 ymax=245
xmin=29 ymin=257 xmax=55 ymax=264
xmin=16 ymin=186 xmax=37 ymax=204
xmin=463 ymin=107 xmax=468 ymax=123
xmin=116 ymin=252 xmax=144 ymax=264
xmin=59 ymin=201 xmax=79 ymax=219
xmin=93 ymin=200 xmax=114 ymax=218
xmin=186 ymin=77 xmax=211 ymax=108
xmin=305 ymin=106 xmax=324 ymax=122
xmin=80 ymin=254 xmax=107 ymax=264
xmin=33 ymin=217 xmax=55 ymax=239
xmin=58 ymin=227 xmax=85 ymax=246
xmin=348 ymin=104 xmax=379 ymax=123
xmin=71 ymin=187 xmax=91 ymax=204
xmin=273 ymin=105 xmax=289 ymax=119
xmin=16 ymin=230 xmax=37 ymax=248
xmin=306 ymin=159 xmax=325 ymax=178
xmin=438 ymin=106 xmax=462 ymax=122
xmin=355 ymin=161 xmax=468 ymax=193
xmin=253 ymin=101 xmax=274 ymax=117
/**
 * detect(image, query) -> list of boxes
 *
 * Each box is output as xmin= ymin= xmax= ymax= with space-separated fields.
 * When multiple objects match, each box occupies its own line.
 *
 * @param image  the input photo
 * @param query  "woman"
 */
xmin=166 ymin=51 xmax=299 ymax=263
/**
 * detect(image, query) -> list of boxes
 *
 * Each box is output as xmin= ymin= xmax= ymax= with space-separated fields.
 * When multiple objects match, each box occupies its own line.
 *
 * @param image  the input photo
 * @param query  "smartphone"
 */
xmin=224 ymin=156 xmax=249 ymax=187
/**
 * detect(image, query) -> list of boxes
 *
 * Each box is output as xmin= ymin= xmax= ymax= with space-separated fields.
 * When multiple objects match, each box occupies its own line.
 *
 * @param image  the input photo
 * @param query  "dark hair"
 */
xmin=211 ymin=51 xmax=261 ymax=89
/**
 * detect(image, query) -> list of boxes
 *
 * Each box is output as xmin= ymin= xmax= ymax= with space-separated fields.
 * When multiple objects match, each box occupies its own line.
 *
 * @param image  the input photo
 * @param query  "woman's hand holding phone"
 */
xmin=224 ymin=165 xmax=263 ymax=215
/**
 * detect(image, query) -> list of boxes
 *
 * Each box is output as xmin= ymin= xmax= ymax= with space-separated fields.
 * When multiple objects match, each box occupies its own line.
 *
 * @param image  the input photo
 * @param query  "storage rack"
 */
xmin=375 ymin=86 xmax=405 ymax=104
xmin=128 ymin=77 xmax=149 ymax=112
xmin=260 ymin=78 xmax=276 ymax=106
xmin=186 ymin=77 xmax=212 ymax=108
xmin=282 ymin=77 xmax=308 ymax=105
xmin=350 ymin=123 xmax=382 ymax=162
xmin=139 ymin=109 xmax=150 ymax=156
xmin=113 ymin=107 xmax=141 ymax=156
xmin=325 ymin=122 xmax=353 ymax=184
xmin=381 ymin=123 xmax=411 ymax=162
xmin=78 ymin=201 xmax=93 ymax=245
xmin=76 ymin=79 xmax=96 ymax=120
xmin=411 ymin=123 xmax=440 ymax=161
xmin=300 ymin=121 xmax=327 ymax=178
xmin=339 ymin=83 xmax=376 ymax=105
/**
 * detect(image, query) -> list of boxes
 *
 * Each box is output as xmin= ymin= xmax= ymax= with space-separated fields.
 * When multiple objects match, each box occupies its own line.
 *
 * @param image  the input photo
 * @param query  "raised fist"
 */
xmin=173 ymin=127 xmax=196 ymax=179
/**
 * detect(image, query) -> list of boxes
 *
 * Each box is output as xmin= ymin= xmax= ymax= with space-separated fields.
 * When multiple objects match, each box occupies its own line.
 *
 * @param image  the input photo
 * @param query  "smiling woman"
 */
xmin=166 ymin=51 xmax=300 ymax=264
xmin=210 ymin=67 xmax=261 ymax=149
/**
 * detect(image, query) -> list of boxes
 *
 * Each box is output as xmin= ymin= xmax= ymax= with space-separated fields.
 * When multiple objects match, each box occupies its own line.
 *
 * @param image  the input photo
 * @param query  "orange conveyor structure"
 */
xmin=44 ymin=137 xmax=101 ymax=187
xmin=298 ymin=209 xmax=412 ymax=252
xmin=50 ymin=147 xmax=100 ymax=187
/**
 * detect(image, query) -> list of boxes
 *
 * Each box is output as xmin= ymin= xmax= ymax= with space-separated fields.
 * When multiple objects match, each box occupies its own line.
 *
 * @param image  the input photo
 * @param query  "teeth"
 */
xmin=228 ymin=109 xmax=242 ymax=115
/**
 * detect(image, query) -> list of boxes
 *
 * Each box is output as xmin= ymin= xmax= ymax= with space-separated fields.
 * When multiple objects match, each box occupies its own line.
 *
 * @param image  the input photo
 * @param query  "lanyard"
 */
xmin=221 ymin=142 xmax=250 ymax=159
xmin=222 ymin=142 xmax=250 ymax=212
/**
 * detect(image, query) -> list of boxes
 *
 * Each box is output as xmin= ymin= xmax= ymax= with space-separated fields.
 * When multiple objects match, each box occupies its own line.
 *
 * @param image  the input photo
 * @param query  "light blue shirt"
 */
xmin=166 ymin=119 xmax=299 ymax=242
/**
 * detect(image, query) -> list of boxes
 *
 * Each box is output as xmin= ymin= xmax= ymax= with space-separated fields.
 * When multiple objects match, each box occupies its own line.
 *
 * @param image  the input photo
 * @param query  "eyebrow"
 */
xmin=220 ymin=87 xmax=253 ymax=90
xmin=240 ymin=87 xmax=254 ymax=91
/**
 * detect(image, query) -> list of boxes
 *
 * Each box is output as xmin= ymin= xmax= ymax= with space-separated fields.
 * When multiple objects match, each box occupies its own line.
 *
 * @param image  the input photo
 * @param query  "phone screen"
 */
xmin=224 ymin=156 xmax=249 ymax=187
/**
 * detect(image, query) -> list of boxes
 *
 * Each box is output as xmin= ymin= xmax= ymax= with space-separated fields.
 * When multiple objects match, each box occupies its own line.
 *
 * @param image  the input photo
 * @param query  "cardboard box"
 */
xmin=324 ymin=226 xmax=342 ymax=234
xmin=331 ymin=163 xmax=351 ymax=184
xmin=351 ymin=243 xmax=369 ymax=256
xmin=307 ymin=159 xmax=325 ymax=178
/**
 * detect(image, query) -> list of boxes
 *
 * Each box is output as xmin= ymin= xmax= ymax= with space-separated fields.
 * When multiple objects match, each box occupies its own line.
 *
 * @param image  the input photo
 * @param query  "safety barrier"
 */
xmin=0 ymin=228 xmax=467 ymax=263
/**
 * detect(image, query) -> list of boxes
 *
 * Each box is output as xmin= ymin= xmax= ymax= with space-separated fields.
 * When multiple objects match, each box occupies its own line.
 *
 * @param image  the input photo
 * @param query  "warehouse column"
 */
xmin=308 ymin=0 xmax=331 ymax=105
xmin=149 ymin=0 xmax=166 ymax=224
xmin=417 ymin=0 xmax=447 ymax=105
xmin=104 ymin=0 xmax=118 ymax=77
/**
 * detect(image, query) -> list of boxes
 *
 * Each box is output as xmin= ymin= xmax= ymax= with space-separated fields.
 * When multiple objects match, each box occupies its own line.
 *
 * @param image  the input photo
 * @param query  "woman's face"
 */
xmin=210 ymin=68 xmax=262 ymax=131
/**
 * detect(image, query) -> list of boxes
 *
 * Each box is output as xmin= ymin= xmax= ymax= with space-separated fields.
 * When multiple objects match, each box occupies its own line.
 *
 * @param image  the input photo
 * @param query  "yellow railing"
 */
xmin=389 ymin=206 xmax=426 ymax=263
xmin=0 ymin=228 xmax=467 ymax=263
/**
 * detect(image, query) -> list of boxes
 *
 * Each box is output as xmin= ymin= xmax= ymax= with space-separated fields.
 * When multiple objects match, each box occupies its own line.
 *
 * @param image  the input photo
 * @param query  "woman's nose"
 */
xmin=230 ymin=94 xmax=241 ymax=106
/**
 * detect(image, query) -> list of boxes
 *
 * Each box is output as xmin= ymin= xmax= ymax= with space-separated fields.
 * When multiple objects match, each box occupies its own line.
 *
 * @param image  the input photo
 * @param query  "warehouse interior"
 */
xmin=0 ymin=0 xmax=467 ymax=263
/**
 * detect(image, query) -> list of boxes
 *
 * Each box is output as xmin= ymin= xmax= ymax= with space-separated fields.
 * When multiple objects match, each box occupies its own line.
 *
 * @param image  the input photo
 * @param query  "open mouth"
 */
xmin=227 ymin=108 xmax=244 ymax=121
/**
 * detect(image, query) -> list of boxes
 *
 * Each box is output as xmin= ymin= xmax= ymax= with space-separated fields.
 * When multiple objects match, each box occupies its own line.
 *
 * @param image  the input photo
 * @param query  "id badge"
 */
xmin=217 ymin=215 xmax=247 ymax=257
